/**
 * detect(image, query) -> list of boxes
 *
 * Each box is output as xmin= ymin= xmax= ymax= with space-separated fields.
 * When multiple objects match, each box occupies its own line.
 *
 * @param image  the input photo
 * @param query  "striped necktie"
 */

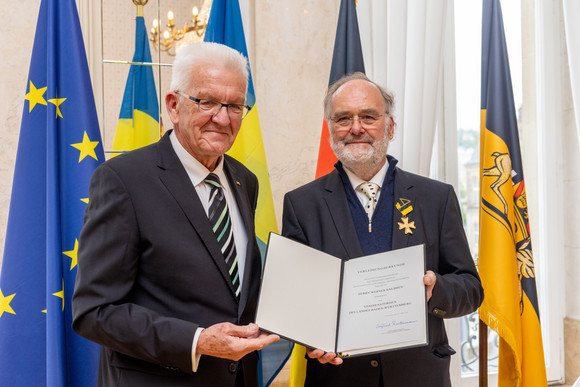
xmin=205 ymin=173 xmax=240 ymax=298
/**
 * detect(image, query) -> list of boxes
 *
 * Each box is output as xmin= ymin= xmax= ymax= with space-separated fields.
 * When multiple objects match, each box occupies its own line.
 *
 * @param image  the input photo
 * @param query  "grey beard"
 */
xmin=331 ymin=134 xmax=389 ymax=178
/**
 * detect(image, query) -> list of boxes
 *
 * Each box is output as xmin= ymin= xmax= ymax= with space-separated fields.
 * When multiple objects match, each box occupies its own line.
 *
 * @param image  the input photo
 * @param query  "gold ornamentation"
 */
xmin=398 ymin=217 xmax=416 ymax=235
xmin=517 ymin=239 xmax=535 ymax=278
xmin=149 ymin=0 xmax=213 ymax=56
xmin=396 ymin=198 xmax=413 ymax=216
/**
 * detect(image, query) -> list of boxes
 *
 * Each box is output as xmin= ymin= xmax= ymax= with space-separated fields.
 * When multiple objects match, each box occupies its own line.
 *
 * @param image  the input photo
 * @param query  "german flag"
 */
xmin=290 ymin=0 xmax=365 ymax=385
xmin=479 ymin=0 xmax=547 ymax=385
xmin=314 ymin=0 xmax=365 ymax=179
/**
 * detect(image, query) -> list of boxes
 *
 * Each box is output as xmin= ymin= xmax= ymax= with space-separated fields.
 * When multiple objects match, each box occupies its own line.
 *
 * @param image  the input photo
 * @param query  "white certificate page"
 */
xmin=256 ymin=233 xmax=342 ymax=352
xmin=336 ymin=244 xmax=427 ymax=356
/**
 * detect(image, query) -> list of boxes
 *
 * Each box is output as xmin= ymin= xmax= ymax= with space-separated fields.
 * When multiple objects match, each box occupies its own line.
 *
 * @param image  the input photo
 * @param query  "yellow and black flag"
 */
xmin=479 ymin=0 xmax=547 ymax=386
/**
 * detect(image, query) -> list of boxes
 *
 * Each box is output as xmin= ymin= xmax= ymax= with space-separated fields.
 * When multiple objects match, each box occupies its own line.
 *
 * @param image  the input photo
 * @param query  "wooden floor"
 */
xmin=269 ymin=359 xmax=291 ymax=386
xmin=265 ymin=361 xmax=579 ymax=387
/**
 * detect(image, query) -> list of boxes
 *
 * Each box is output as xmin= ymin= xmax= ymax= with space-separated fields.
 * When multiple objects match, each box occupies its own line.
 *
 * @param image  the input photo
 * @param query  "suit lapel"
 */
xmin=324 ymin=171 xmax=364 ymax=259
xmin=156 ymin=133 xmax=237 ymax=297
xmin=392 ymin=168 xmax=417 ymax=250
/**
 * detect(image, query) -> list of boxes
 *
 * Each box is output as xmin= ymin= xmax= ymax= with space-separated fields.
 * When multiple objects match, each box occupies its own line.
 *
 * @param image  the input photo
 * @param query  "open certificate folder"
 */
xmin=256 ymin=233 xmax=428 ymax=357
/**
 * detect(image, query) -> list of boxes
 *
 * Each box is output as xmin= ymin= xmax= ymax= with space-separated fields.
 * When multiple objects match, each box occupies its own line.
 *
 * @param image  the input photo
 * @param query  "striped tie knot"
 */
xmin=204 ymin=173 xmax=222 ymax=189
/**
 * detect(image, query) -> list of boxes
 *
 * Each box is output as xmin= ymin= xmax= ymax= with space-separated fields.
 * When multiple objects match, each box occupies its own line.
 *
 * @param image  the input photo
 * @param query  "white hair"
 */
xmin=324 ymin=72 xmax=395 ymax=121
xmin=169 ymin=42 xmax=249 ymax=94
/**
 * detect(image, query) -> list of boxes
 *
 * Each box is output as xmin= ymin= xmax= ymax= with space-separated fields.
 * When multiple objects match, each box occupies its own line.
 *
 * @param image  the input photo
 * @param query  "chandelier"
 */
xmin=148 ymin=0 xmax=213 ymax=56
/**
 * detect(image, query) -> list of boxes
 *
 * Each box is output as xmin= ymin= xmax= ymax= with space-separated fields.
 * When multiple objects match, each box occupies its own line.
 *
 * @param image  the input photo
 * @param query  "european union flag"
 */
xmin=0 ymin=0 xmax=103 ymax=385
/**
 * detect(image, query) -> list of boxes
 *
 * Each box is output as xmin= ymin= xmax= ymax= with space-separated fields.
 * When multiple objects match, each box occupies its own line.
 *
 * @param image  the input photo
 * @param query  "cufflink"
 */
xmin=432 ymin=308 xmax=446 ymax=317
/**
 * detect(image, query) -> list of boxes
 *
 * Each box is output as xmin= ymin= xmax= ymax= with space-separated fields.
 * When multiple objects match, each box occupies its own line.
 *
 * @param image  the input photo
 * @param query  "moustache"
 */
xmin=342 ymin=134 xmax=374 ymax=145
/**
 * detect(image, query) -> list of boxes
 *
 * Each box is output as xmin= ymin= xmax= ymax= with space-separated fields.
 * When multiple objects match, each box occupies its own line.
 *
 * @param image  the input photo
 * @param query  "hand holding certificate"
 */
xmin=256 ymin=234 xmax=428 ymax=358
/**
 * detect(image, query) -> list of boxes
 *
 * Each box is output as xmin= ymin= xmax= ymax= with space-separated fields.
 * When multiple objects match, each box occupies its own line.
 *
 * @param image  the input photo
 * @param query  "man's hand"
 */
xmin=305 ymin=348 xmax=343 ymax=366
xmin=423 ymin=270 xmax=437 ymax=301
xmin=197 ymin=322 xmax=279 ymax=361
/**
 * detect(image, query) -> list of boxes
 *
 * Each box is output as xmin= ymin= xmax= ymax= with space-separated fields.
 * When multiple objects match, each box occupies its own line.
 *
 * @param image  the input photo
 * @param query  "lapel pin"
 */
xmin=396 ymin=198 xmax=415 ymax=235
xmin=396 ymin=198 xmax=413 ymax=216
xmin=398 ymin=217 xmax=416 ymax=235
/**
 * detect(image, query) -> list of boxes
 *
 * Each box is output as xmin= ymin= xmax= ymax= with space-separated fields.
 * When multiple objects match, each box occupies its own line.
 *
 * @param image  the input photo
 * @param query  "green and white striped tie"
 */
xmin=205 ymin=173 xmax=240 ymax=298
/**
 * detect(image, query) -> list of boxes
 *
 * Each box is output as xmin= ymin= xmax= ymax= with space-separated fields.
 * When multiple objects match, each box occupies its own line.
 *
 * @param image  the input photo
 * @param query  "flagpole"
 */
xmin=479 ymin=319 xmax=488 ymax=387
xmin=133 ymin=0 xmax=147 ymax=17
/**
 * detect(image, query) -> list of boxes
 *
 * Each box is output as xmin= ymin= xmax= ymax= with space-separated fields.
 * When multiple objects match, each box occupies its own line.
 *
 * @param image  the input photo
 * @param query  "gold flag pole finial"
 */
xmin=132 ymin=0 xmax=148 ymax=17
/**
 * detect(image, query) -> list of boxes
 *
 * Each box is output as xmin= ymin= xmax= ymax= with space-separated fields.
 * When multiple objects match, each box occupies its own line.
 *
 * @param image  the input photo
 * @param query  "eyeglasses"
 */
xmin=178 ymin=92 xmax=251 ymax=119
xmin=330 ymin=113 xmax=385 ymax=129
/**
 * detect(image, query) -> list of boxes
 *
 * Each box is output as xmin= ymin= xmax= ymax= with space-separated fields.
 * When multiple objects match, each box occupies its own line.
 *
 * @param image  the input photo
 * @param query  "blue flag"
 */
xmin=204 ymin=1 xmax=292 ymax=386
xmin=0 ymin=0 xmax=103 ymax=385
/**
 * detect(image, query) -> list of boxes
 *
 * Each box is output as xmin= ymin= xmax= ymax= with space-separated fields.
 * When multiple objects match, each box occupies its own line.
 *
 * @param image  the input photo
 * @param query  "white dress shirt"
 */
xmin=342 ymin=161 xmax=389 ymax=206
xmin=170 ymin=131 xmax=248 ymax=372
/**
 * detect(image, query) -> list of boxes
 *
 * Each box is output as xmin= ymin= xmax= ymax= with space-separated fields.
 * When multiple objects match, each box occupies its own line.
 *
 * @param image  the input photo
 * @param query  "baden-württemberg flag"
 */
xmin=111 ymin=13 xmax=162 ymax=156
xmin=203 ymin=1 xmax=291 ymax=385
xmin=0 ymin=0 xmax=103 ymax=385
xmin=479 ymin=0 xmax=547 ymax=385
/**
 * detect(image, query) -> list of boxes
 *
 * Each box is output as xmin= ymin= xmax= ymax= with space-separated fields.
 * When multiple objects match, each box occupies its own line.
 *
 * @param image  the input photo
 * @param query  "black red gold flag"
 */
xmin=314 ymin=0 xmax=365 ymax=179
xmin=291 ymin=1 xmax=364 ymax=384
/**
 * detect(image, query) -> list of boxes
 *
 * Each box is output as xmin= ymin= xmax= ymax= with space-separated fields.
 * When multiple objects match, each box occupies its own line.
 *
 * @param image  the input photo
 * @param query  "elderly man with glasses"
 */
xmin=72 ymin=42 xmax=279 ymax=387
xmin=281 ymin=72 xmax=484 ymax=387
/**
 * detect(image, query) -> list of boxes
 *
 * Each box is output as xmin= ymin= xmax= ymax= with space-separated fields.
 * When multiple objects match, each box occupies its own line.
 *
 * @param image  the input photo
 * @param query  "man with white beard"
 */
xmin=281 ymin=72 xmax=484 ymax=387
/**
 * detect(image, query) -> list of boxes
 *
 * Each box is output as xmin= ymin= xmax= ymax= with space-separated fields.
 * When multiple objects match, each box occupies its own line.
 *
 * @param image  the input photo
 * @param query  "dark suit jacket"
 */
xmin=282 ymin=166 xmax=484 ymax=387
xmin=72 ymin=131 xmax=263 ymax=386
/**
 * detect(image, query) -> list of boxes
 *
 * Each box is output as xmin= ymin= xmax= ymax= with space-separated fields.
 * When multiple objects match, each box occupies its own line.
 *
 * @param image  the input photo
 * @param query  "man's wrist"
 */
xmin=191 ymin=327 xmax=204 ymax=372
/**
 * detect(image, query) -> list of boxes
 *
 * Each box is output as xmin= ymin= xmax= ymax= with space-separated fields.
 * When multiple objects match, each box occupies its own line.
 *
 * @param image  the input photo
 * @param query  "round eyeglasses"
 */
xmin=330 ymin=113 xmax=385 ymax=129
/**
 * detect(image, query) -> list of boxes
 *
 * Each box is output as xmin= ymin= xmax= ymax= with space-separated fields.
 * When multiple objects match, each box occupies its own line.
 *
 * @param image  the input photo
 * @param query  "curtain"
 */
xmin=563 ymin=0 xmax=580 ymax=149
xmin=357 ymin=0 xmax=456 ymax=181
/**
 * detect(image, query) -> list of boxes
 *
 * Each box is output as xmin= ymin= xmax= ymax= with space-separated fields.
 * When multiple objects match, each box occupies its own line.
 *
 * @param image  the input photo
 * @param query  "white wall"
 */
xmin=0 ymin=0 xmax=41 ymax=262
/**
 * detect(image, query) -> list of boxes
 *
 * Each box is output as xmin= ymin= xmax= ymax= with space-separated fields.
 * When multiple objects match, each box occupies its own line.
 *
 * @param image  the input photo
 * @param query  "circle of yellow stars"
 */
xmin=0 ymin=80 xmax=100 ymax=320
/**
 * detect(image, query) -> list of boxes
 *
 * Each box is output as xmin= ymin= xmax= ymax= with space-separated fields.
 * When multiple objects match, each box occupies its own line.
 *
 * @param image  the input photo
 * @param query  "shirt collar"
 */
xmin=342 ymin=159 xmax=389 ymax=192
xmin=169 ymin=130 xmax=225 ymax=186
xmin=336 ymin=155 xmax=398 ymax=191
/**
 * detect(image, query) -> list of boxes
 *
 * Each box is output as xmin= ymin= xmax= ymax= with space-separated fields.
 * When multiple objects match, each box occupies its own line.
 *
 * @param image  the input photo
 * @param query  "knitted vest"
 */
xmin=335 ymin=156 xmax=398 ymax=256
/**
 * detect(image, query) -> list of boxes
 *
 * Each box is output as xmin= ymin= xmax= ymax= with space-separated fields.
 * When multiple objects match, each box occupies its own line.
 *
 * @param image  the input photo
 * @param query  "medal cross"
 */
xmin=398 ymin=217 xmax=416 ymax=235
